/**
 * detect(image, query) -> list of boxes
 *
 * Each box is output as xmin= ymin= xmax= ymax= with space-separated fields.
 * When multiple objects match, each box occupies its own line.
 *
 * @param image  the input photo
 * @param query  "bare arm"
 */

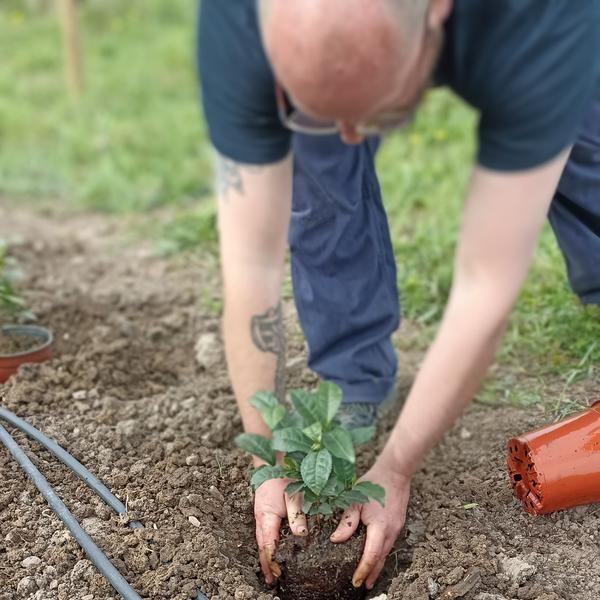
xmin=215 ymin=151 xmax=307 ymax=584
xmin=217 ymin=152 xmax=292 ymax=439
xmin=333 ymin=149 xmax=571 ymax=590
xmin=381 ymin=149 xmax=572 ymax=475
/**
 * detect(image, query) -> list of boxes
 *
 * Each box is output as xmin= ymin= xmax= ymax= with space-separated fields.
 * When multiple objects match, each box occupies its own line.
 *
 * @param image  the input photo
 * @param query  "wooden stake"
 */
xmin=57 ymin=0 xmax=84 ymax=99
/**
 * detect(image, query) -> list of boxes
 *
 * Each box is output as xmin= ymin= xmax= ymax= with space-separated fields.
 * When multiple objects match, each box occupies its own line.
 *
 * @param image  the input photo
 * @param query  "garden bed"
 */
xmin=1 ymin=205 xmax=599 ymax=600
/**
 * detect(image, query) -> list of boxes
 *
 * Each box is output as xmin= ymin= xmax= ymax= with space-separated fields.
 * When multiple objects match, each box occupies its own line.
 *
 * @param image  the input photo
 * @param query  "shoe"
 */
xmin=335 ymin=403 xmax=378 ymax=429
xmin=335 ymin=384 xmax=406 ymax=430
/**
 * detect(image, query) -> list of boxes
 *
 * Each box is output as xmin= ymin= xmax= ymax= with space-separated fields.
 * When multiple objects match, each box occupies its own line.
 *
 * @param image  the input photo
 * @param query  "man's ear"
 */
xmin=428 ymin=0 xmax=453 ymax=29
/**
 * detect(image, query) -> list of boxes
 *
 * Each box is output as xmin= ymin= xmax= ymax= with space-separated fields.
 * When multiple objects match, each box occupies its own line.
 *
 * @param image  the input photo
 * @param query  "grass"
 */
xmin=1 ymin=0 xmax=598 ymax=410
xmin=0 ymin=0 xmax=212 ymax=212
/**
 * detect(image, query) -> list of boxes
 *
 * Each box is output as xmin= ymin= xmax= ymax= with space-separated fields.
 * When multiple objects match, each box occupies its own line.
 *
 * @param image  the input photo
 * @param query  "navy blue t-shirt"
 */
xmin=198 ymin=0 xmax=600 ymax=171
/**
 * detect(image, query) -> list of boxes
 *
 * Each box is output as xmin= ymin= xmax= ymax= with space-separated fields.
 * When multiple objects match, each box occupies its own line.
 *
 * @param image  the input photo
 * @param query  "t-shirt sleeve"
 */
xmin=197 ymin=0 xmax=291 ymax=165
xmin=476 ymin=3 xmax=600 ymax=171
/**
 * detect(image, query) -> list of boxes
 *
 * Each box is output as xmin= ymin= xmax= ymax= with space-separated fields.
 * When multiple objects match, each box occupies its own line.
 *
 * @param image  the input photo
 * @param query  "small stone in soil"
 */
xmin=17 ymin=576 xmax=37 ymax=596
xmin=21 ymin=556 xmax=42 ymax=569
xmin=185 ymin=454 xmax=199 ymax=466
xmin=445 ymin=567 xmax=465 ymax=586
xmin=427 ymin=577 xmax=440 ymax=597
xmin=499 ymin=556 xmax=536 ymax=585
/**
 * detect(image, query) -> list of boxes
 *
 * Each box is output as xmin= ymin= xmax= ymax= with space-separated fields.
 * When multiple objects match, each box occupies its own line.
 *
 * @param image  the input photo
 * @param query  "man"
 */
xmin=198 ymin=0 xmax=600 ymax=591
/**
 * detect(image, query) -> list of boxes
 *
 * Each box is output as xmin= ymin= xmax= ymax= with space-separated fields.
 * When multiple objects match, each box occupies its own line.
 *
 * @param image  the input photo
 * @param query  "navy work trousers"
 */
xmin=290 ymin=94 xmax=600 ymax=405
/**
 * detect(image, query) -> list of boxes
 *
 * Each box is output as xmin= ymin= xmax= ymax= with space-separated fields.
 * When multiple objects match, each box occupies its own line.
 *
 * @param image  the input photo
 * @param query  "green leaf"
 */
xmin=331 ymin=497 xmax=348 ymax=511
xmin=250 ymin=392 xmax=286 ymax=430
xmin=349 ymin=425 xmax=376 ymax=446
xmin=288 ymin=451 xmax=308 ymax=465
xmin=283 ymin=456 xmax=298 ymax=471
xmin=353 ymin=481 xmax=385 ymax=507
xmin=283 ymin=457 xmax=302 ymax=479
xmin=332 ymin=457 xmax=356 ymax=486
xmin=303 ymin=488 xmax=317 ymax=502
xmin=303 ymin=421 xmax=323 ymax=443
xmin=249 ymin=391 xmax=279 ymax=412
xmin=301 ymin=450 xmax=333 ymax=495
xmin=272 ymin=428 xmax=313 ymax=454
xmin=316 ymin=381 xmax=342 ymax=424
xmin=321 ymin=477 xmax=345 ymax=498
xmin=316 ymin=502 xmax=333 ymax=516
xmin=323 ymin=427 xmax=355 ymax=464
xmin=276 ymin=411 xmax=304 ymax=430
xmin=303 ymin=499 xmax=315 ymax=514
xmin=301 ymin=489 xmax=316 ymax=514
xmin=266 ymin=405 xmax=287 ymax=430
xmin=284 ymin=481 xmax=305 ymax=497
xmin=234 ymin=433 xmax=275 ymax=465
xmin=250 ymin=465 xmax=287 ymax=490
xmin=336 ymin=489 xmax=370 ymax=508
xmin=290 ymin=389 xmax=324 ymax=425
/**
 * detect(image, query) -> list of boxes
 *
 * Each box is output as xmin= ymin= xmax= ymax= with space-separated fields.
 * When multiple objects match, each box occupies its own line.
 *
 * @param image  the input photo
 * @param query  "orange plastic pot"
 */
xmin=0 ymin=325 xmax=53 ymax=383
xmin=507 ymin=401 xmax=600 ymax=515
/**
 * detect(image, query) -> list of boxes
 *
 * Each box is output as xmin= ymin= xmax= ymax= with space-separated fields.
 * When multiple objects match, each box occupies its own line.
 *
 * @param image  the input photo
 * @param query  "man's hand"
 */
xmin=254 ymin=477 xmax=308 ymax=585
xmin=330 ymin=457 xmax=411 ymax=590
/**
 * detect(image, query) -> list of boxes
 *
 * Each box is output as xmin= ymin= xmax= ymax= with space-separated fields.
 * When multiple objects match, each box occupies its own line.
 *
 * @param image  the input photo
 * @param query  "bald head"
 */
xmin=260 ymin=0 xmax=431 ymax=122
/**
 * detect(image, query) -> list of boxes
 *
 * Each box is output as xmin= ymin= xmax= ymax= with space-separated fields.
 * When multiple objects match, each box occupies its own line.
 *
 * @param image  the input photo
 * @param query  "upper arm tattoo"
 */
xmin=216 ymin=153 xmax=264 ymax=202
xmin=251 ymin=303 xmax=286 ymax=402
xmin=216 ymin=155 xmax=244 ymax=199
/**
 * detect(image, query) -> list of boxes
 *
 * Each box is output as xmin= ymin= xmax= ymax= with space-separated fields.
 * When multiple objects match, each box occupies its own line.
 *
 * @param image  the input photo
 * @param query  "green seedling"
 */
xmin=235 ymin=382 xmax=385 ymax=517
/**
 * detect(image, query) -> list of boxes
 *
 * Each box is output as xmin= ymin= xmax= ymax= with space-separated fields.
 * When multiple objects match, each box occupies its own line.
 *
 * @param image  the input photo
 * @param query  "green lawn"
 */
xmin=1 ymin=0 xmax=598 ymax=410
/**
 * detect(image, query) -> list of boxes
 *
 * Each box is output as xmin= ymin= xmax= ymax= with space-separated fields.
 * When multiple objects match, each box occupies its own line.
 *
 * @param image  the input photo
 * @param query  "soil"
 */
xmin=1 ymin=203 xmax=600 ymax=600
xmin=0 ymin=331 xmax=42 ymax=356
xmin=275 ymin=517 xmax=366 ymax=600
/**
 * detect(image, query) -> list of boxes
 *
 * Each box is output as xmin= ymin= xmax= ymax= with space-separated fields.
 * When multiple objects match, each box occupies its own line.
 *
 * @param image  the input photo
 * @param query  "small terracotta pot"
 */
xmin=507 ymin=401 xmax=600 ymax=515
xmin=0 ymin=325 xmax=54 ymax=383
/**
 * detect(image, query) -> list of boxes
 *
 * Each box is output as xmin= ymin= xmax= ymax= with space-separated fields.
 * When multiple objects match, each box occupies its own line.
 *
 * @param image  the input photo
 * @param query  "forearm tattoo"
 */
xmin=251 ymin=303 xmax=286 ymax=402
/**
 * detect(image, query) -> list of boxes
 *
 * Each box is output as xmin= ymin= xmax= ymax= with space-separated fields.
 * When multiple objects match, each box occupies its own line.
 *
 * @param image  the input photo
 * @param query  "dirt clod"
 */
xmin=21 ymin=556 xmax=41 ymax=569
xmin=499 ymin=556 xmax=537 ymax=585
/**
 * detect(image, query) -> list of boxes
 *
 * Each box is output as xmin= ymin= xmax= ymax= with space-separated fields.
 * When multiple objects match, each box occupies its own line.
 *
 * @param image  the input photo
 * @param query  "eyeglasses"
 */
xmin=275 ymin=83 xmax=415 ymax=136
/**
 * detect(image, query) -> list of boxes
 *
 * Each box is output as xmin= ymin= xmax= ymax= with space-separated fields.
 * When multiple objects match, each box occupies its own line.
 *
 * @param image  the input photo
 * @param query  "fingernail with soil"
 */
xmin=270 ymin=561 xmax=282 ymax=578
xmin=265 ymin=546 xmax=281 ymax=578
xmin=353 ymin=578 xmax=363 ymax=588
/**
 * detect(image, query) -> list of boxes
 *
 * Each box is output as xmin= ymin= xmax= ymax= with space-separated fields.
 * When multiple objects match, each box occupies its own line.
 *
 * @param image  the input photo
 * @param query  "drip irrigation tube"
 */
xmin=0 ymin=406 xmax=142 ymax=528
xmin=0 ymin=422 xmax=143 ymax=600
xmin=0 ymin=407 xmax=212 ymax=600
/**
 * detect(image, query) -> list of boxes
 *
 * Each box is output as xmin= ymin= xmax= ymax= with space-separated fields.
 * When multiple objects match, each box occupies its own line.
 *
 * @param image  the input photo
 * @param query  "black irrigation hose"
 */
xmin=0 ymin=406 xmax=142 ymax=529
xmin=0 ymin=422 xmax=144 ymax=600
xmin=0 ymin=407 xmax=211 ymax=600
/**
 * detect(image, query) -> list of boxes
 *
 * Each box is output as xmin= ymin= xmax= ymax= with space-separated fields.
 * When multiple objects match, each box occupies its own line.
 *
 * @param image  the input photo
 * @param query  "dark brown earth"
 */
xmin=275 ymin=517 xmax=366 ymax=600
xmin=1 ymin=204 xmax=599 ymax=600
xmin=0 ymin=331 xmax=41 ymax=356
